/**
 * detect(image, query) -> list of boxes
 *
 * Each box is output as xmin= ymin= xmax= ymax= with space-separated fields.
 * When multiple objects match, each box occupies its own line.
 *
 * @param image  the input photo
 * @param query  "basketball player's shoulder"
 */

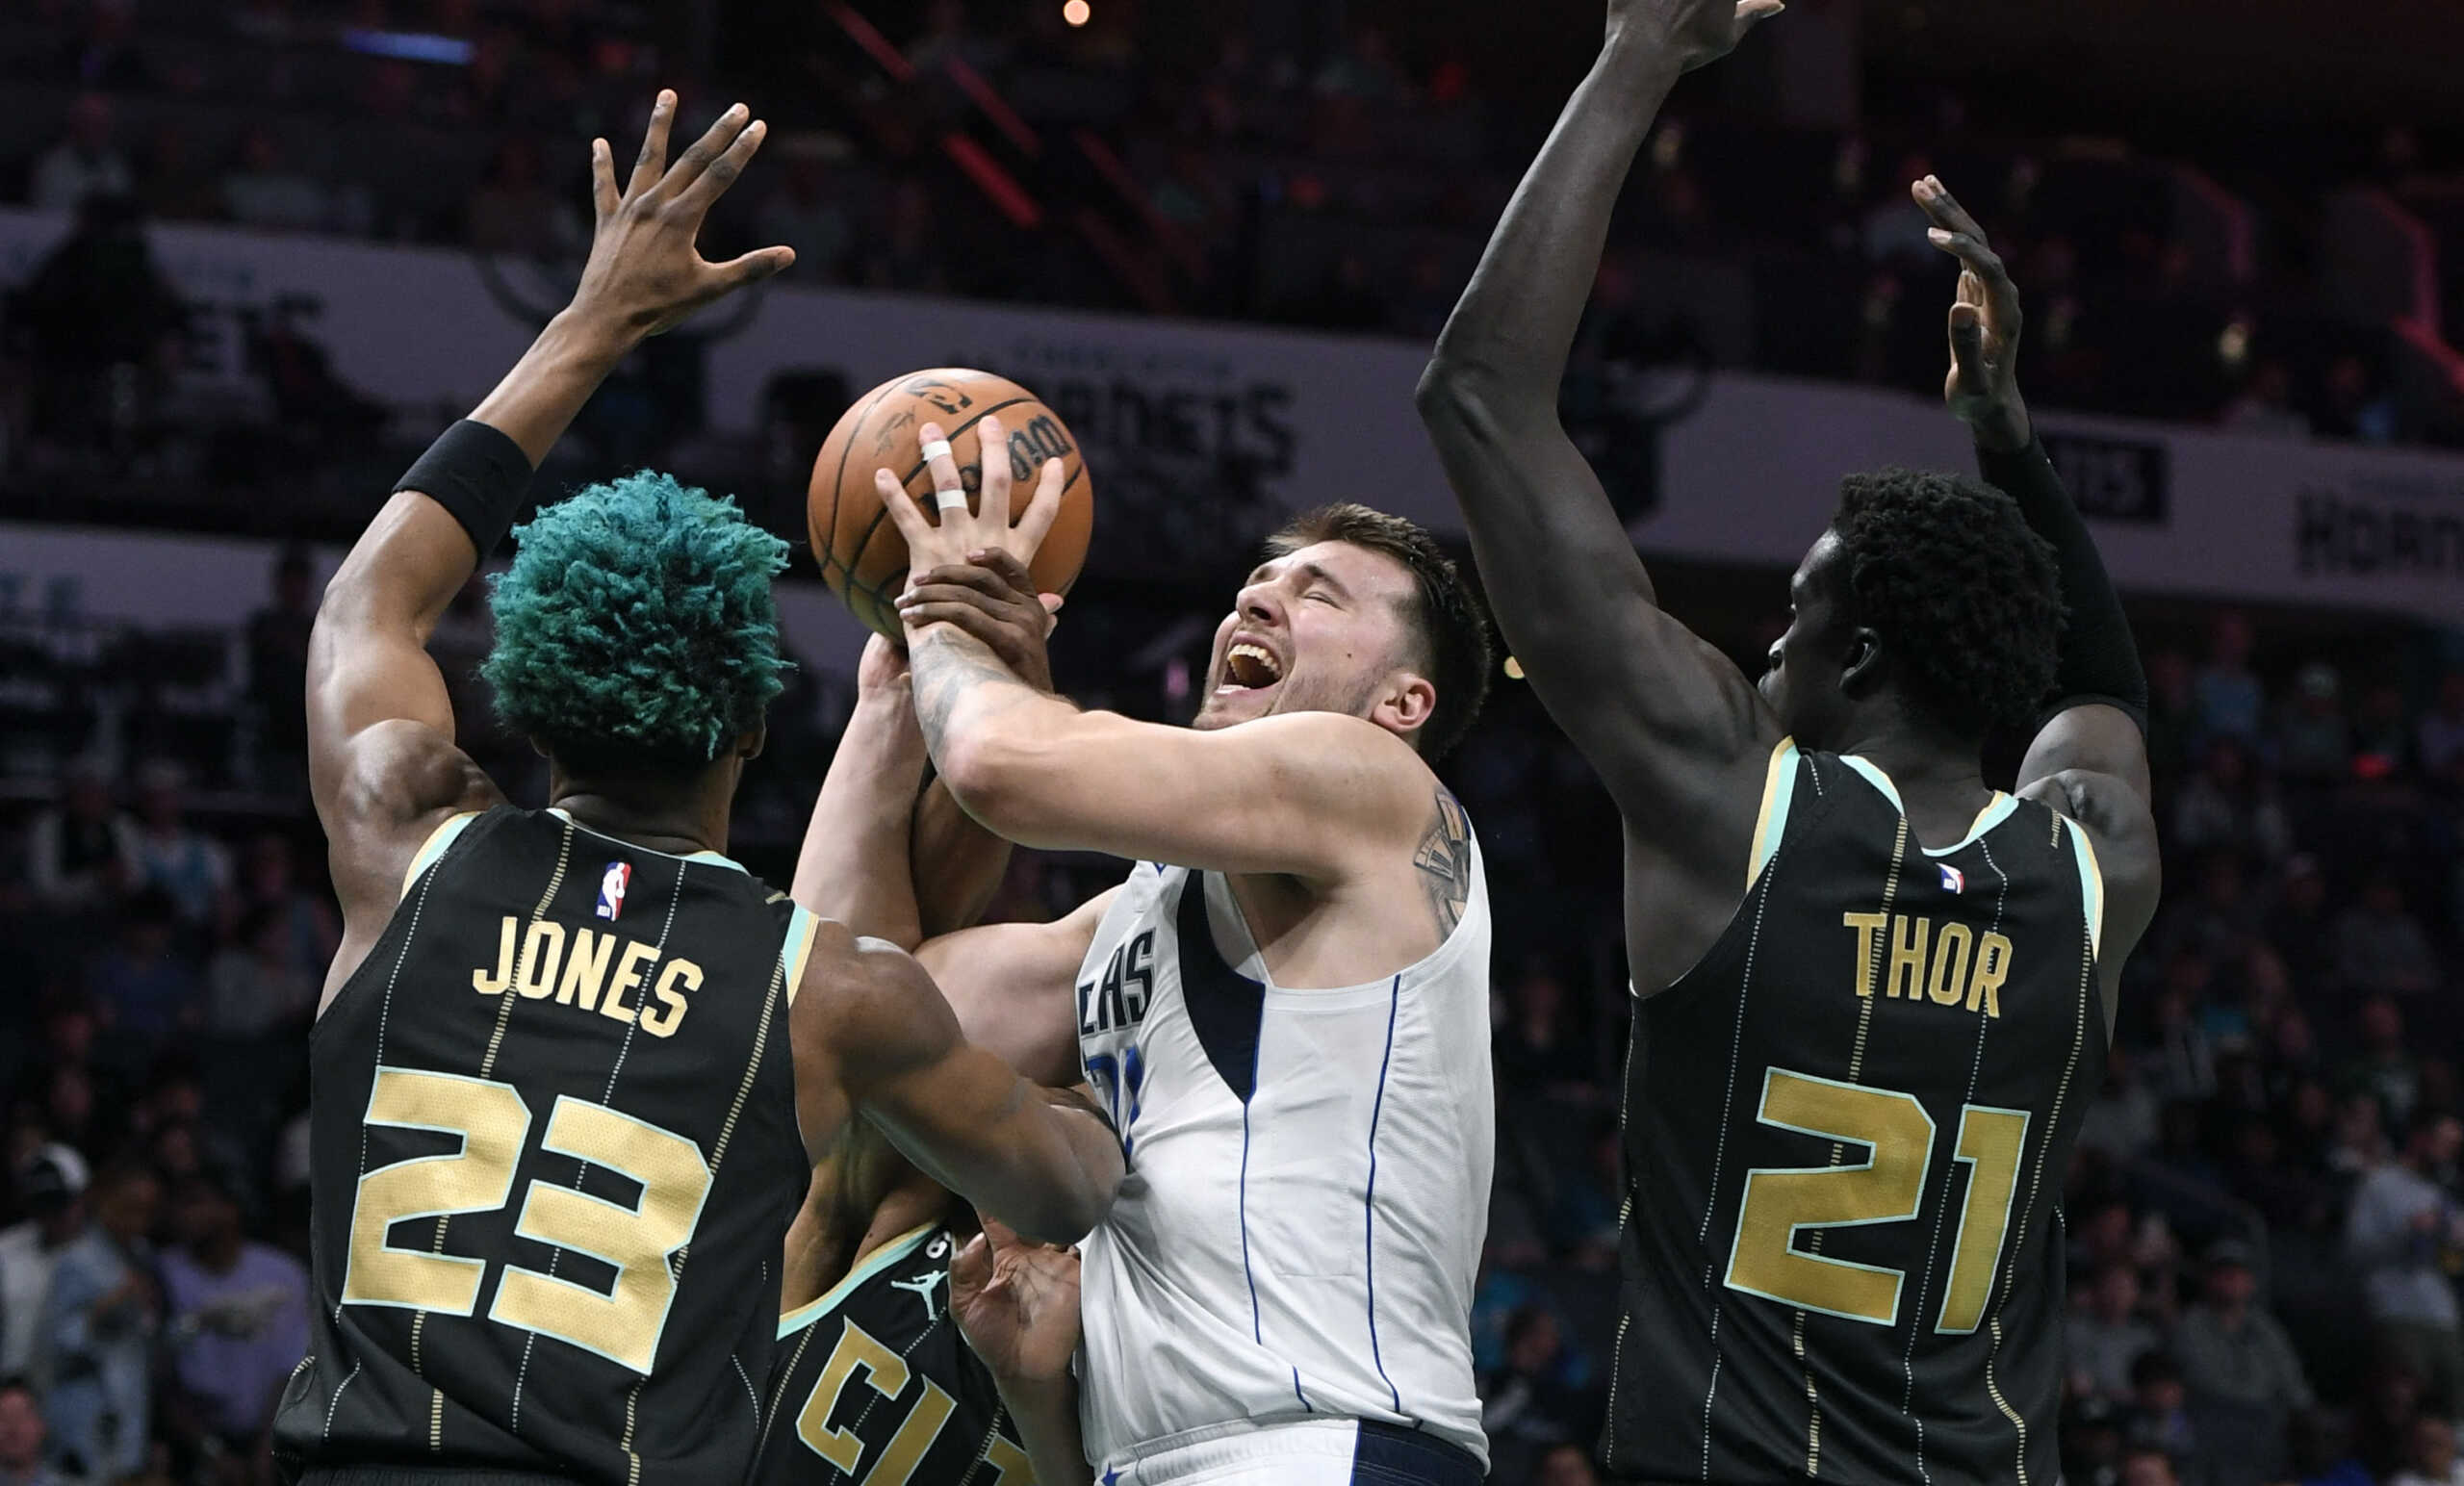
xmin=326 ymin=719 xmax=501 ymax=902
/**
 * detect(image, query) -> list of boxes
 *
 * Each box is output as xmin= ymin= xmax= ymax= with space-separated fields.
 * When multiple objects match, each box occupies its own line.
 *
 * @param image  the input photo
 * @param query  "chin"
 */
xmin=1194 ymin=684 xmax=1277 ymax=730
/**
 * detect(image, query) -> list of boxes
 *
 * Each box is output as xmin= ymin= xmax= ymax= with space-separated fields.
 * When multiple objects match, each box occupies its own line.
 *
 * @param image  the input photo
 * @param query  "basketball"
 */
xmin=808 ymin=369 xmax=1093 ymax=637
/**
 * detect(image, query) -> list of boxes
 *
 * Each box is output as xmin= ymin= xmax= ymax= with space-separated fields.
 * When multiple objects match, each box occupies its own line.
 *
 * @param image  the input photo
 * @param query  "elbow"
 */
xmin=1017 ymin=1154 xmax=1120 ymax=1247
xmin=937 ymin=723 xmax=1084 ymax=848
xmin=936 ymin=734 xmax=1024 ymax=837
xmin=1414 ymin=354 xmax=1489 ymax=427
xmin=1414 ymin=356 xmax=1547 ymax=449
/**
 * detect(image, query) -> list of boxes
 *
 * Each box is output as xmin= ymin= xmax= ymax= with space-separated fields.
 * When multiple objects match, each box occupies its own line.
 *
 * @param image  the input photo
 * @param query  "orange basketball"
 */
xmin=808 ymin=369 xmax=1093 ymax=638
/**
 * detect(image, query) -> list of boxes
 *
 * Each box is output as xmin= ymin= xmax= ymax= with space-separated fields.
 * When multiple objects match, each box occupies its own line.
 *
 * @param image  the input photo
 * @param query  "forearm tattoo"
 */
xmin=908 ymin=625 xmax=1032 ymax=761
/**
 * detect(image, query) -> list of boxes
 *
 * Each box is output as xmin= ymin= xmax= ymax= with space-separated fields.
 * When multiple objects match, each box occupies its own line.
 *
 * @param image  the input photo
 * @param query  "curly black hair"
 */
xmin=1831 ymin=468 xmax=2064 ymax=737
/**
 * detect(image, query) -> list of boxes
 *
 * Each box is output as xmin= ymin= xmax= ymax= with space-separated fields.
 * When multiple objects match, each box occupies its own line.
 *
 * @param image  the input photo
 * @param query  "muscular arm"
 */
xmin=794 ymin=928 xmax=1120 ymax=1244
xmin=309 ymin=318 xmax=624 ymax=961
xmin=916 ymin=888 xmax=1116 ymax=1089
xmin=1413 ymin=22 xmax=1776 ymax=833
xmin=313 ymin=94 xmax=787 ymax=994
xmin=906 ymin=623 xmax=1429 ymax=884
xmin=793 ymin=636 xmax=1022 ymax=948
xmin=1916 ymin=177 xmax=2161 ymax=1004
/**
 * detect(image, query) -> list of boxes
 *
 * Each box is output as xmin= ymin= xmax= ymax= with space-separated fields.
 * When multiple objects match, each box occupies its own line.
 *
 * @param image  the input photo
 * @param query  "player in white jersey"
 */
xmin=824 ymin=423 xmax=1499 ymax=1485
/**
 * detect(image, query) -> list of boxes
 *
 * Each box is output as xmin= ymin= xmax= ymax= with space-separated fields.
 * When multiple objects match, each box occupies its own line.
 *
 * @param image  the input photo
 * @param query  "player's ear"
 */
xmin=737 ymin=726 xmax=766 ymax=761
xmin=1378 ymin=672 xmax=1438 ymax=738
xmin=1838 ymin=627 xmax=1886 ymax=699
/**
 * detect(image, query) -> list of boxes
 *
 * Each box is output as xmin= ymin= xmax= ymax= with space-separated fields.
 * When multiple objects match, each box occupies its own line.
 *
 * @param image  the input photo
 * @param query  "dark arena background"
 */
xmin=4 ymin=1 xmax=2464 ymax=1483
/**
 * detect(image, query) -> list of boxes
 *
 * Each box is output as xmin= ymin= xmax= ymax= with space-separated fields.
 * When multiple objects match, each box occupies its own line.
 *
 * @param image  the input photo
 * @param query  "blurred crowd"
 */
xmin=6 ymin=0 xmax=2464 ymax=507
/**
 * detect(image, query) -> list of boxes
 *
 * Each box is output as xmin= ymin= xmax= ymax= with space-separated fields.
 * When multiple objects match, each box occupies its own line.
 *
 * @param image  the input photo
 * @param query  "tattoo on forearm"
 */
xmin=909 ymin=625 xmax=1032 ymax=758
xmin=1413 ymin=788 xmax=1474 ymax=937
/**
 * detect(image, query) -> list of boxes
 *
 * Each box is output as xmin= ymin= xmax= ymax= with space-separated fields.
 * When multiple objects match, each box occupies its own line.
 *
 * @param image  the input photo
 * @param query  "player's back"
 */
xmin=749 ymin=1217 xmax=1031 ymax=1485
xmin=1606 ymin=743 xmax=2108 ymax=1486
xmin=275 ymin=805 xmax=814 ymax=1485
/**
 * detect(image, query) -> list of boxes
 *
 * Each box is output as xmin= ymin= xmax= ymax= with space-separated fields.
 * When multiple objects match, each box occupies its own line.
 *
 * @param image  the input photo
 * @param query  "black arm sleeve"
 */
xmin=1977 ymin=437 xmax=2149 ymax=734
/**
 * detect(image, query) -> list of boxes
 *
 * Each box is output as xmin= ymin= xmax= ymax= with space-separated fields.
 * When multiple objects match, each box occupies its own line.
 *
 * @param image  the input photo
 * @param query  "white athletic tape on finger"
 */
xmin=936 ymin=488 xmax=969 ymax=512
xmin=919 ymin=439 xmax=953 ymax=463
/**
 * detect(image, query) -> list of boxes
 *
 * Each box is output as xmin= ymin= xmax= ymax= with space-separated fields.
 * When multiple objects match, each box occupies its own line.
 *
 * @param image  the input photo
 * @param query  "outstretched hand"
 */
xmin=1608 ymin=0 xmax=1785 ymax=72
xmin=951 ymin=1215 xmax=1083 ymax=1385
xmin=877 ymin=412 xmax=1067 ymax=585
xmin=1916 ymin=174 xmax=2032 ymax=451
xmin=568 ymin=90 xmax=795 ymax=343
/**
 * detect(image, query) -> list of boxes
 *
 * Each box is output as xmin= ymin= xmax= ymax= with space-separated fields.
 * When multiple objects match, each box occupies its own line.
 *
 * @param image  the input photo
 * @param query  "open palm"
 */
xmin=951 ymin=1217 xmax=1082 ymax=1384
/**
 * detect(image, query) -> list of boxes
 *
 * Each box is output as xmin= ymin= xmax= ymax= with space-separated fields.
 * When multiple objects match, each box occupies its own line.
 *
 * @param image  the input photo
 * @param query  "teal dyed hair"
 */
xmin=483 ymin=472 xmax=791 ymax=771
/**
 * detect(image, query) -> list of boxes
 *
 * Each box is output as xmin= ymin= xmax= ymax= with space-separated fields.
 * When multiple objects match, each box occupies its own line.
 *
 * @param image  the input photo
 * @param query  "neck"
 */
xmin=198 ymin=1233 xmax=243 ymax=1270
xmin=549 ymin=765 xmax=732 ymax=858
xmin=1834 ymin=726 xmax=1987 ymax=794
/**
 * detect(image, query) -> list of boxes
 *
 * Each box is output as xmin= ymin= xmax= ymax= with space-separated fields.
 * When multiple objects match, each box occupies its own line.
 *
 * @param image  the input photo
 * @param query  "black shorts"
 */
xmin=295 ymin=1470 xmax=574 ymax=1486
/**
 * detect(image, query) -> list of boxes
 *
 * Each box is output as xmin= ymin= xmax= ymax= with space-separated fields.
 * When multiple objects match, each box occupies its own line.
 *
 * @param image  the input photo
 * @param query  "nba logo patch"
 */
xmin=1938 ymin=863 xmax=1965 ymax=894
xmin=597 ymin=861 xmax=632 ymax=920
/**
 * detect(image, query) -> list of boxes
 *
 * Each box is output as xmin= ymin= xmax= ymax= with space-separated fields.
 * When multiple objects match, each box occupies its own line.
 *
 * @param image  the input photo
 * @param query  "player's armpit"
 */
xmin=937 ymin=705 xmax=1429 ymax=884
xmin=2016 ymin=752 xmax=2161 ymax=1024
xmin=796 ymin=928 xmax=1122 ymax=1245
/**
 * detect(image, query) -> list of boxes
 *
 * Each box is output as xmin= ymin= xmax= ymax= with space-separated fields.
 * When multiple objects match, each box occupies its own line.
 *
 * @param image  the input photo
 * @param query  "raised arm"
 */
xmin=794 ymin=926 xmax=1121 ymax=1244
xmin=1916 ymin=177 xmax=2160 ymax=1004
xmin=881 ymin=423 xmax=1432 ymax=885
xmin=312 ymin=93 xmax=790 ymax=981
xmin=1412 ymin=1 xmax=1782 ymax=822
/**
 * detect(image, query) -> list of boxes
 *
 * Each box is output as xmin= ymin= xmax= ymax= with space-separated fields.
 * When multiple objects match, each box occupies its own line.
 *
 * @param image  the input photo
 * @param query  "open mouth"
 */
xmin=1220 ymin=640 xmax=1284 ymax=692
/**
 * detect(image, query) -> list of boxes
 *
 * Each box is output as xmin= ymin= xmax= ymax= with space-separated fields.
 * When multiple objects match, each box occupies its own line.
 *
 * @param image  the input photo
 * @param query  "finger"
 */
xmin=710 ymin=244 xmax=795 ymax=290
xmin=899 ymin=602 xmax=1041 ymax=653
xmin=1735 ymin=0 xmax=1786 ymax=34
xmin=675 ymin=114 xmax=771 ymax=215
xmin=875 ymin=468 xmax=932 ymax=542
xmin=903 ymin=562 xmax=1033 ymax=602
xmin=1958 ymin=268 xmax=1984 ymax=310
xmin=1015 ymin=458 xmax=1066 ymax=552
xmin=962 ymin=549 xmax=1039 ymax=598
xmin=626 ymin=90 xmax=677 ymax=198
xmin=1912 ymin=174 xmax=1988 ymax=243
xmin=1948 ymin=301 xmax=1987 ymax=381
xmin=654 ymin=101 xmax=750 ymax=203
xmin=894 ymin=582 xmax=1037 ymax=622
xmin=979 ymin=1215 xmax=1024 ymax=1251
xmin=976 ymin=413 xmax=1012 ymax=530
xmin=590 ymin=138 xmax=619 ymax=220
xmin=915 ymin=422 xmax=968 ymax=523
xmin=950 ymin=1232 xmax=992 ymax=1295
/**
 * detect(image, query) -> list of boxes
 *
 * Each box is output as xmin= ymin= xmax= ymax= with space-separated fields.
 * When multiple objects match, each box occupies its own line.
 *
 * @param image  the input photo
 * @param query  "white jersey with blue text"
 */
xmin=1071 ymin=845 xmax=1495 ymax=1471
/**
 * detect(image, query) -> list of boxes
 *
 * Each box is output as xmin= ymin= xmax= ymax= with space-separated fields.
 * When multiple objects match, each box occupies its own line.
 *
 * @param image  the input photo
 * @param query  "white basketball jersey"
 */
xmin=1071 ymin=844 xmax=1495 ymax=1470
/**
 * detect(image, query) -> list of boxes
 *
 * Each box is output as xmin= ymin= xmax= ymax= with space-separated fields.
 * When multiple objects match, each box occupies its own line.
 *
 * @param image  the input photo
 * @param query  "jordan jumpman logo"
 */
xmin=888 ymin=1268 xmax=946 ymax=1322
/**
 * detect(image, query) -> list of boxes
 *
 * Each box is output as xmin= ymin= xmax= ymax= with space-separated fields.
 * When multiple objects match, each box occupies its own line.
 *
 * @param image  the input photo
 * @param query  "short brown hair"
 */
xmin=1265 ymin=503 xmax=1493 ymax=760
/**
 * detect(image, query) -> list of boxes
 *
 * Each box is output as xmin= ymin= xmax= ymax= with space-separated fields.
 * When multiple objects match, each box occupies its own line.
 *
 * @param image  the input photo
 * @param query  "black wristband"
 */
xmin=394 ymin=420 xmax=535 ymax=557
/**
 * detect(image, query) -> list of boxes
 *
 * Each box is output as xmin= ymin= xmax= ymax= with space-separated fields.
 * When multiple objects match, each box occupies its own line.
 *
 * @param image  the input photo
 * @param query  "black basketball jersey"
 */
xmin=274 ymin=805 xmax=817 ymax=1486
xmin=1604 ymin=742 xmax=2108 ymax=1486
xmin=749 ymin=1221 xmax=1033 ymax=1486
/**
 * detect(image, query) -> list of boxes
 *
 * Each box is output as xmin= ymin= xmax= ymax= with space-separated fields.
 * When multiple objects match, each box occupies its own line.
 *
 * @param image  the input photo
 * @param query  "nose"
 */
xmin=1236 ymin=581 xmax=1283 ymax=629
xmin=1764 ymin=640 xmax=1784 ymax=672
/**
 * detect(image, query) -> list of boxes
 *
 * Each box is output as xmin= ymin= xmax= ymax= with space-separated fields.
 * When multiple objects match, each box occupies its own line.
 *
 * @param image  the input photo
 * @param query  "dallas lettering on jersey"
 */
xmin=471 ymin=915 xmax=701 ymax=1038
xmin=1839 ymin=911 xmax=2012 ymax=1016
xmin=1076 ymin=929 xmax=1156 ymax=1036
